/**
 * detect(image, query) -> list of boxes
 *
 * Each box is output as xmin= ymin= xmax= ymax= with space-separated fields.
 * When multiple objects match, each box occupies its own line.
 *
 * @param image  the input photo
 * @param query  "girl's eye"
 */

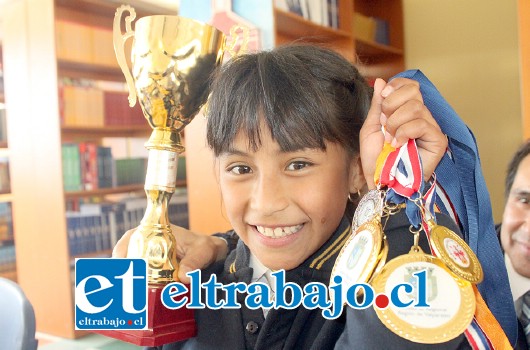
xmin=518 ymin=196 xmax=530 ymax=205
xmin=286 ymin=161 xmax=312 ymax=171
xmin=227 ymin=165 xmax=252 ymax=175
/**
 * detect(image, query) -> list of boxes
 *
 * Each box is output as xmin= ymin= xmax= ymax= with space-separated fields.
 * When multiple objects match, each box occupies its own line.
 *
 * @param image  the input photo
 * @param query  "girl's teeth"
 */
xmin=256 ymin=224 xmax=303 ymax=238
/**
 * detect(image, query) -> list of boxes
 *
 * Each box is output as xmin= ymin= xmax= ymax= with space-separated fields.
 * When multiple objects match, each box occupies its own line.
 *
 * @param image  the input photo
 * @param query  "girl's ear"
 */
xmin=349 ymin=155 xmax=366 ymax=194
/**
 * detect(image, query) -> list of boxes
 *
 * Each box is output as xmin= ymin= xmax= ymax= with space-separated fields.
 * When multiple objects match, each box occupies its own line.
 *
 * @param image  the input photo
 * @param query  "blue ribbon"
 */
xmin=392 ymin=70 xmax=518 ymax=345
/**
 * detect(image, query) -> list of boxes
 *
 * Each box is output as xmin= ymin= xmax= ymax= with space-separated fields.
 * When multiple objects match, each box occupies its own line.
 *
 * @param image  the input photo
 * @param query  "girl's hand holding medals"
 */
xmin=332 ymin=77 xmax=483 ymax=344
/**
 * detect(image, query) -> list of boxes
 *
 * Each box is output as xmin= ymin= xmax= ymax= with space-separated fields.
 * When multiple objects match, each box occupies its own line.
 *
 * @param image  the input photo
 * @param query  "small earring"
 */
xmin=348 ymin=189 xmax=361 ymax=202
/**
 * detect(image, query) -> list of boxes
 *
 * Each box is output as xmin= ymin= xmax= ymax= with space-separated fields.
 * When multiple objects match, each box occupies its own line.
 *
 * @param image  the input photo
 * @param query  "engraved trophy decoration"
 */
xmin=97 ymin=5 xmax=233 ymax=346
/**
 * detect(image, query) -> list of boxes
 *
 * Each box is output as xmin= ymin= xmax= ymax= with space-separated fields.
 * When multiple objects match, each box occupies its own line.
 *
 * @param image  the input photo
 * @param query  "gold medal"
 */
xmin=352 ymin=189 xmax=384 ymax=231
xmin=331 ymin=220 xmax=384 ymax=303
xmin=367 ymin=237 xmax=388 ymax=284
xmin=426 ymin=220 xmax=483 ymax=284
xmin=372 ymin=246 xmax=475 ymax=344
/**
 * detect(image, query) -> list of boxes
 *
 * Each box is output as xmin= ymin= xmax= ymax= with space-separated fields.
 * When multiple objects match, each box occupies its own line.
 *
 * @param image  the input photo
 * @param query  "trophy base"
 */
xmin=94 ymin=285 xmax=196 ymax=347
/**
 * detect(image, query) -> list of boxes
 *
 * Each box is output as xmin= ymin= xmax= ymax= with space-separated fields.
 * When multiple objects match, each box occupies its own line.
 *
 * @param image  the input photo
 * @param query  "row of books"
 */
xmin=67 ymin=191 xmax=189 ymax=257
xmin=59 ymin=79 xmax=145 ymax=128
xmin=277 ymin=0 xmax=340 ymax=29
xmin=62 ymin=142 xmax=150 ymax=192
xmin=56 ymin=20 xmax=117 ymax=67
xmin=353 ymin=12 xmax=390 ymax=46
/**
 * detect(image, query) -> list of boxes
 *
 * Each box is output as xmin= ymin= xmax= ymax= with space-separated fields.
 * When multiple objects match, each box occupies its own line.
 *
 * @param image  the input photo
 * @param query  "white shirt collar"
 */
xmin=505 ymin=254 xmax=530 ymax=300
xmin=249 ymin=253 xmax=269 ymax=283
xmin=249 ymin=253 xmax=276 ymax=317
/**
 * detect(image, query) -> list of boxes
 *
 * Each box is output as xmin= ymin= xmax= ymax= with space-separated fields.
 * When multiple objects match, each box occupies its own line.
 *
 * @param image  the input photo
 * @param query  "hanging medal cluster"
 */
xmin=331 ymin=140 xmax=484 ymax=344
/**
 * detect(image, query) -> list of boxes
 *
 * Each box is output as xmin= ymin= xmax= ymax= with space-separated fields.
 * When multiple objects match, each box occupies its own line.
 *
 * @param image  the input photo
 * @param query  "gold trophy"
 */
xmin=96 ymin=5 xmax=230 ymax=346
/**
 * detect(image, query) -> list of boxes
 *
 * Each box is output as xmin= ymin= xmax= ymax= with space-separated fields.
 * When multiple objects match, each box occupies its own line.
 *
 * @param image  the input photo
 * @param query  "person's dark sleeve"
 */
xmin=212 ymin=230 xmax=239 ymax=253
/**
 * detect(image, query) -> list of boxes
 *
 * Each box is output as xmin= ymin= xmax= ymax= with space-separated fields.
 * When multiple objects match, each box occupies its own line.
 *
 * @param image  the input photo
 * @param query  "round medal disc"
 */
xmin=352 ymin=189 xmax=384 ymax=231
xmin=330 ymin=220 xmax=384 ymax=304
xmin=371 ymin=248 xmax=475 ymax=344
xmin=429 ymin=224 xmax=483 ymax=284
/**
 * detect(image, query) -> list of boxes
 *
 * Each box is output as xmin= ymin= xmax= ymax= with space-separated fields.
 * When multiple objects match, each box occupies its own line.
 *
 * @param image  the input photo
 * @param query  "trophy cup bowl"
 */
xmin=93 ymin=6 xmax=226 ymax=346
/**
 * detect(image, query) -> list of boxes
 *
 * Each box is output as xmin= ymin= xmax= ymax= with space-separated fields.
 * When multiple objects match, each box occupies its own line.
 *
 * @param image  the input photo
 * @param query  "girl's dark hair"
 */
xmin=505 ymin=139 xmax=530 ymax=198
xmin=206 ymin=44 xmax=372 ymax=158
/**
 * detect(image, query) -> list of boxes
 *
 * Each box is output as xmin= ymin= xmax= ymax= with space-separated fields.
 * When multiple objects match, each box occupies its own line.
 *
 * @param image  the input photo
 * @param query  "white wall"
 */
xmin=403 ymin=0 xmax=522 ymax=221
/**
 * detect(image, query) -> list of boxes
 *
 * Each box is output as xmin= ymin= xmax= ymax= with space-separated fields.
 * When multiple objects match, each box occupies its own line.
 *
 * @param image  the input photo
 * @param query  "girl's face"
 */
xmin=218 ymin=125 xmax=364 ymax=271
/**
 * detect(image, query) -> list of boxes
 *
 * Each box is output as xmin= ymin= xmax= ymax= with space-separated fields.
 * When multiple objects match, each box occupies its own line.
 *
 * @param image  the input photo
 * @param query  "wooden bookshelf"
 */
xmin=1 ymin=0 xmax=404 ymax=340
xmin=353 ymin=0 xmax=404 ymax=80
xmin=1 ymin=0 xmax=176 ymax=339
xmin=273 ymin=7 xmax=354 ymax=61
xmin=0 ymin=46 xmax=15 ymax=283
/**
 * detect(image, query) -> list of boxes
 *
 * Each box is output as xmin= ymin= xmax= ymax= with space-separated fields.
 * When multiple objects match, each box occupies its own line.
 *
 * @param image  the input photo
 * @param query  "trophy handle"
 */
xmin=226 ymin=25 xmax=250 ymax=57
xmin=113 ymin=5 xmax=137 ymax=107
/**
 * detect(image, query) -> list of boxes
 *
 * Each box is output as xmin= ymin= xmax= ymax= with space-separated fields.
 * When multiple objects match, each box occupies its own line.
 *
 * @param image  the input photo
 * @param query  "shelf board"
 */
xmin=274 ymin=8 xmax=353 ymax=42
xmin=64 ymin=180 xmax=186 ymax=198
xmin=65 ymin=184 xmax=144 ymax=198
xmin=70 ymin=249 xmax=113 ymax=261
xmin=355 ymin=38 xmax=404 ymax=58
xmin=0 ymin=193 xmax=13 ymax=202
xmin=61 ymin=125 xmax=150 ymax=138
xmin=56 ymin=0 xmax=171 ymax=18
xmin=57 ymin=59 xmax=124 ymax=82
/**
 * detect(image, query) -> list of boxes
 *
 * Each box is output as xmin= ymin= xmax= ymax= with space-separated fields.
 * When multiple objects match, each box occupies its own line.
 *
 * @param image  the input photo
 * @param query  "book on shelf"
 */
xmin=0 ymin=202 xmax=13 ymax=244
xmin=62 ymin=143 xmax=83 ymax=192
xmin=114 ymin=158 xmax=148 ymax=187
xmin=0 ymin=108 xmax=7 ymax=145
xmin=97 ymin=146 xmax=114 ymax=189
xmin=0 ymin=157 xmax=10 ymax=194
xmin=103 ymin=90 xmax=145 ymax=127
xmin=327 ymin=0 xmax=339 ymax=29
xmin=55 ymin=20 xmax=117 ymax=67
xmin=283 ymin=0 xmax=339 ymax=28
xmin=59 ymin=78 xmax=145 ymax=128
xmin=65 ymin=191 xmax=190 ymax=258
xmin=0 ymin=202 xmax=15 ymax=273
xmin=0 ymin=245 xmax=16 ymax=273
xmin=63 ymin=142 xmax=141 ymax=192
xmin=79 ymin=141 xmax=98 ymax=191
xmin=374 ymin=17 xmax=389 ymax=46
xmin=353 ymin=12 xmax=390 ymax=46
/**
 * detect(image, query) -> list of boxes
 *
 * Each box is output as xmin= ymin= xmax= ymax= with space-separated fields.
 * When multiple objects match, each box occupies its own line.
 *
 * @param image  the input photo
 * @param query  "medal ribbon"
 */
xmin=374 ymin=140 xmax=508 ymax=349
xmin=375 ymin=139 xmax=434 ymax=227
xmin=434 ymin=182 xmax=511 ymax=350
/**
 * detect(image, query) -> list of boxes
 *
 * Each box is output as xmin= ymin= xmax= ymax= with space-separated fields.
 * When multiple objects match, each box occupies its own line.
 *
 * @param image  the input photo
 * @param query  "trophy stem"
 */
xmin=127 ymin=127 xmax=184 ymax=285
